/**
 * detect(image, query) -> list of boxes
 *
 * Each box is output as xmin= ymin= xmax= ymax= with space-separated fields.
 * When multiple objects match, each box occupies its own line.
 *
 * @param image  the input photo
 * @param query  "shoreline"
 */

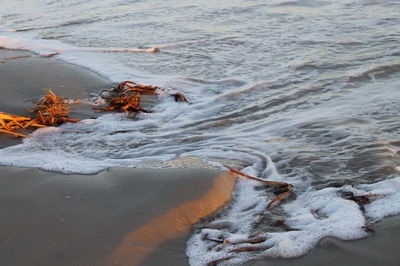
xmin=0 ymin=48 xmax=237 ymax=265
xmin=2 ymin=48 xmax=400 ymax=266
xmin=0 ymin=48 xmax=111 ymax=147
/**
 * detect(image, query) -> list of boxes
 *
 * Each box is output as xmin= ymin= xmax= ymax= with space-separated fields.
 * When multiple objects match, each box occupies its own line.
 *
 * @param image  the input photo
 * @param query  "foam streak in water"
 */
xmin=186 ymin=169 xmax=400 ymax=265
xmin=0 ymin=35 xmax=159 ymax=54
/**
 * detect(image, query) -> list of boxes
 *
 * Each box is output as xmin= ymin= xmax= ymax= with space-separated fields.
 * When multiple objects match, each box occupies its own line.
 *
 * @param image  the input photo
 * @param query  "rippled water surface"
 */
xmin=1 ymin=0 xmax=400 ymax=264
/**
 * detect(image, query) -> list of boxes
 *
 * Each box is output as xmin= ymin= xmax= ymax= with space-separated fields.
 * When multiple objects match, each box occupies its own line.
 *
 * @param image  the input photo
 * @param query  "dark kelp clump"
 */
xmin=96 ymin=81 xmax=188 ymax=114
xmin=31 ymin=89 xmax=80 ymax=126
xmin=0 ymin=89 xmax=79 ymax=138
xmin=0 ymin=81 xmax=188 ymax=138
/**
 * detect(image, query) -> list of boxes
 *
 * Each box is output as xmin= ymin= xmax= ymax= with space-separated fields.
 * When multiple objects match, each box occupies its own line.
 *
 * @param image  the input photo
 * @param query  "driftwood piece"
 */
xmin=227 ymin=167 xmax=293 ymax=210
xmin=228 ymin=168 xmax=293 ymax=189
xmin=229 ymin=236 xmax=267 ymax=245
xmin=4 ymin=55 xmax=31 ymax=60
xmin=228 ymin=246 xmax=263 ymax=253
xmin=207 ymin=256 xmax=235 ymax=266
xmin=267 ymin=190 xmax=293 ymax=210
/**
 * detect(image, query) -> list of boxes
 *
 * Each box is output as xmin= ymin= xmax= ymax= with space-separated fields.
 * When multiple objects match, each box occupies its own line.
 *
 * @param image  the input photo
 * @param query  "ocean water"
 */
xmin=1 ymin=0 xmax=400 ymax=264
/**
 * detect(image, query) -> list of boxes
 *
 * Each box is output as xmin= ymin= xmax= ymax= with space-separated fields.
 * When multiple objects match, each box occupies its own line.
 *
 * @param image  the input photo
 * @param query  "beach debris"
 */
xmin=228 ymin=168 xmax=292 ymax=188
xmin=207 ymin=256 xmax=235 ymax=266
xmin=341 ymin=191 xmax=385 ymax=213
xmin=96 ymin=92 xmax=150 ymax=114
xmin=271 ymin=219 xmax=300 ymax=232
xmin=113 ymin=81 xmax=188 ymax=102
xmin=31 ymin=89 xmax=80 ymax=126
xmin=342 ymin=192 xmax=383 ymax=205
xmin=0 ymin=90 xmax=79 ymax=138
xmin=228 ymin=246 xmax=263 ymax=253
xmin=42 ymin=52 xmax=60 ymax=57
xmin=206 ymin=237 xmax=268 ymax=265
xmin=267 ymin=190 xmax=293 ymax=210
xmin=96 ymin=81 xmax=188 ymax=114
xmin=3 ymin=55 xmax=31 ymax=60
xmin=362 ymin=226 xmax=375 ymax=232
xmin=202 ymin=167 xmax=294 ymax=265
xmin=229 ymin=236 xmax=267 ymax=245
xmin=1 ymin=81 xmax=188 ymax=138
xmin=0 ymin=112 xmax=44 ymax=138
xmin=204 ymin=234 xmax=267 ymax=246
xmin=227 ymin=167 xmax=293 ymax=210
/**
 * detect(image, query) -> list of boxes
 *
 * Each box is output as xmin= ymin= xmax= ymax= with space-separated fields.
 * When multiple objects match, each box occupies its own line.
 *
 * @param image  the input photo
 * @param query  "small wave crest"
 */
xmin=346 ymin=63 xmax=400 ymax=83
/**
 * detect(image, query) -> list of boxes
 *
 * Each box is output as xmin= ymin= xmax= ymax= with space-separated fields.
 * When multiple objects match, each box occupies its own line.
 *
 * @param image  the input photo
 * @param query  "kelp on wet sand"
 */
xmin=0 ymin=81 xmax=188 ymax=138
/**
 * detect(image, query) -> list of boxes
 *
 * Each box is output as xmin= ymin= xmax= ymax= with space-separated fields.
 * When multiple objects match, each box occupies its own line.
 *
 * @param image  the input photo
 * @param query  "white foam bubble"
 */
xmin=358 ymin=177 xmax=400 ymax=220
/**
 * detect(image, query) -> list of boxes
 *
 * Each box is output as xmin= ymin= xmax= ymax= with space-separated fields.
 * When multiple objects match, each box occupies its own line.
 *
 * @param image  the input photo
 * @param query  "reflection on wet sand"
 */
xmin=108 ymin=172 xmax=236 ymax=266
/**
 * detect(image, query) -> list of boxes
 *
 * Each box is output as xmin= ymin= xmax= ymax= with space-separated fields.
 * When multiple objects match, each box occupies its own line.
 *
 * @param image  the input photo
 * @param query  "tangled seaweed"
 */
xmin=0 ymin=112 xmax=45 ymax=138
xmin=96 ymin=81 xmax=188 ymax=113
xmin=0 ymin=89 xmax=78 ymax=138
xmin=31 ymin=89 xmax=80 ymax=126
xmin=0 ymin=81 xmax=188 ymax=138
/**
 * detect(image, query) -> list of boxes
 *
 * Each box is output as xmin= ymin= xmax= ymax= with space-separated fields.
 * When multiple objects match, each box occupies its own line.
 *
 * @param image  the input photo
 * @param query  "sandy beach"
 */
xmin=0 ymin=166 xmax=235 ymax=266
xmin=0 ymin=49 xmax=236 ymax=266
xmin=1 ymin=48 xmax=400 ymax=266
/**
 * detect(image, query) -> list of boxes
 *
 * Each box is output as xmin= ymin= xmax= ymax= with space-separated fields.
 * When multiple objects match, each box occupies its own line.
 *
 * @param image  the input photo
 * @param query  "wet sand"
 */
xmin=0 ymin=49 xmax=110 ymax=116
xmin=0 ymin=49 xmax=236 ymax=266
xmin=0 ymin=48 xmax=111 ymax=147
xmin=0 ymin=167 xmax=235 ymax=266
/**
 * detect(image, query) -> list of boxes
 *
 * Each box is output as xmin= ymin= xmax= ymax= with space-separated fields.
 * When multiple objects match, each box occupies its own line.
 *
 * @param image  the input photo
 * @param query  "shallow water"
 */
xmin=1 ymin=0 xmax=400 ymax=264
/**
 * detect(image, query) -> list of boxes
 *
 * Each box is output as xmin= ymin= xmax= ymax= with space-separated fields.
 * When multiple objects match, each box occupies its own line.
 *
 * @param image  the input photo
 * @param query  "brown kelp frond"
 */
xmin=228 ymin=167 xmax=293 ymax=189
xmin=114 ymin=81 xmax=159 ymax=96
xmin=228 ymin=246 xmax=264 ymax=253
xmin=111 ymin=81 xmax=188 ymax=102
xmin=31 ymin=89 xmax=80 ymax=126
xmin=267 ymin=190 xmax=293 ymax=210
xmin=0 ymin=90 xmax=80 ymax=138
xmin=0 ymin=112 xmax=44 ymax=138
xmin=97 ymin=81 xmax=188 ymax=114
xmin=207 ymin=256 xmax=235 ymax=266
xmin=96 ymin=92 xmax=151 ymax=114
xmin=227 ymin=167 xmax=294 ymax=210
xmin=1 ymin=81 xmax=186 ymax=137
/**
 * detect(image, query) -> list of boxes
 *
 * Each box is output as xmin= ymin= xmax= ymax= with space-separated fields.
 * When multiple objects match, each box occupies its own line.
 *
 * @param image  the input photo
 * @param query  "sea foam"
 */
xmin=186 ymin=169 xmax=400 ymax=265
